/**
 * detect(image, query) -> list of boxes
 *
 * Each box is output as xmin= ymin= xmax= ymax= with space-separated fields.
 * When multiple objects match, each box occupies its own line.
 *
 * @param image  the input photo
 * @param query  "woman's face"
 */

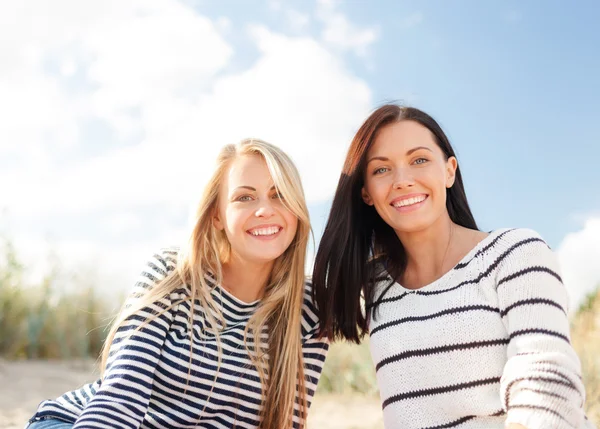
xmin=362 ymin=120 xmax=457 ymax=234
xmin=214 ymin=154 xmax=298 ymax=265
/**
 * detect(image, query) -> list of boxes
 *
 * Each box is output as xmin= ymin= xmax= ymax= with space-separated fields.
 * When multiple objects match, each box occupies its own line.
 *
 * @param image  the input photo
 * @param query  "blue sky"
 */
xmin=1 ymin=0 xmax=599 ymax=308
xmin=196 ymin=0 xmax=600 ymax=246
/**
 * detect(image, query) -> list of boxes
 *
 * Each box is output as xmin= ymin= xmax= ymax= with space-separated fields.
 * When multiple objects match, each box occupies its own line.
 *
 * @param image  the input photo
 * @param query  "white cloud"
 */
xmin=316 ymin=0 xmax=378 ymax=57
xmin=1 ymin=0 xmax=233 ymax=215
xmin=199 ymin=25 xmax=371 ymax=201
xmin=215 ymin=16 xmax=232 ymax=34
xmin=105 ymin=212 xmax=145 ymax=236
xmin=268 ymin=0 xmax=282 ymax=12
xmin=1 ymin=7 xmax=371 ymax=217
xmin=285 ymin=9 xmax=310 ymax=32
xmin=556 ymin=217 xmax=600 ymax=313
xmin=85 ymin=5 xmax=231 ymax=135
xmin=3 ymin=0 xmax=229 ymax=153
xmin=1 ymin=0 xmax=374 ymax=293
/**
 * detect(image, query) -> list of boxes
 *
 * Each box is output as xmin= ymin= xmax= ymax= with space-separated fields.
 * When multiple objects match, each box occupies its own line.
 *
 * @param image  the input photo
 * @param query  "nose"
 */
xmin=392 ymin=167 xmax=415 ymax=189
xmin=255 ymin=199 xmax=276 ymax=218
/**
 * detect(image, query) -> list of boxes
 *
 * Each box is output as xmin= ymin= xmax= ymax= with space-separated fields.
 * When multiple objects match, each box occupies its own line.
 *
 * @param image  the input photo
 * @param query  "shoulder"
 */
xmin=486 ymin=228 xmax=561 ymax=283
xmin=132 ymin=246 xmax=182 ymax=298
xmin=138 ymin=247 xmax=179 ymax=279
xmin=495 ymin=227 xmax=548 ymax=246
xmin=154 ymin=247 xmax=180 ymax=271
xmin=479 ymin=228 xmax=552 ymax=263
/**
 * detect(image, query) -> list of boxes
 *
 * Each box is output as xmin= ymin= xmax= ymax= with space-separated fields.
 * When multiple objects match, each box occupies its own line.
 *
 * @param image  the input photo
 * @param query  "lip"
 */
xmin=246 ymin=224 xmax=283 ymax=241
xmin=389 ymin=193 xmax=428 ymax=213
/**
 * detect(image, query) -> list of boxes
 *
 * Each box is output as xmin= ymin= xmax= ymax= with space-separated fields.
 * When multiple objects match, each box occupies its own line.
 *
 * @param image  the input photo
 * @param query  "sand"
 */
xmin=0 ymin=359 xmax=383 ymax=429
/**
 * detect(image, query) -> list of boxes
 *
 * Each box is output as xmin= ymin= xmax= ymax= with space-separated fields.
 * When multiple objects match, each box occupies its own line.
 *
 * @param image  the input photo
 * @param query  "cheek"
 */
xmin=284 ymin=212 xmax=299 ymax=237
xmin=423 ymin=172 xmax=449 ymax=208
xmin=224 ymin=208 xmax=246 ymax=234
xmin=369 ymin=182 xmax=389 ymax=206
xmin=415 ymin=169 xmax=445 ymax=190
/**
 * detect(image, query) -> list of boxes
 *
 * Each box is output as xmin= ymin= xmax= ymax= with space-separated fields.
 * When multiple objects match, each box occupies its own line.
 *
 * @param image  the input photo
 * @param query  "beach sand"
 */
xmin=0 ymin=359 xmax=383 ymax=429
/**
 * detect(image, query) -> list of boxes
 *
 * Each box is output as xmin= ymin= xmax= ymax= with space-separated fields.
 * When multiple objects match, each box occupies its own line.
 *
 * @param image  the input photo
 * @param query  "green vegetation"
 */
xmin=0 ymin=238 xmax=110 ymax=359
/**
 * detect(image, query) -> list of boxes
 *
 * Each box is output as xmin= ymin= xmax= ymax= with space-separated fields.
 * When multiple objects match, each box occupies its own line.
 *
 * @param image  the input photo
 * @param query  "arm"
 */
xmin=497 ymin=229 xmax=587 ymax=429
xmin=301 ymin=281 xmax=330 ymax=396
xmin=73 ymin=250 xmax=177 ymax=429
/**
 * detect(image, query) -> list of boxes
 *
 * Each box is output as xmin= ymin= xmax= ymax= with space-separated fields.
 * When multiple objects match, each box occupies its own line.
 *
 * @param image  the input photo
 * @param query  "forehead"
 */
xmin=223 ymin=154 xmax=274 ymax=190
xmin=369 ymin=120 xmax=439 ymax=156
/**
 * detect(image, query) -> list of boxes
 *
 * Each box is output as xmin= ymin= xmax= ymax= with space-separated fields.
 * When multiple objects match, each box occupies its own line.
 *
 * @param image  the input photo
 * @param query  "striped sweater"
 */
xmin=368 ymin=228 xmax=595 ymax=429
xmin=30 ymin=248 xmax=329 ymax=429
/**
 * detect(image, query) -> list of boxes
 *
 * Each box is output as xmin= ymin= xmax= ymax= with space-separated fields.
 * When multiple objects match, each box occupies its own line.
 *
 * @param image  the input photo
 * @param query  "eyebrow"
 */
xmin=366 ymin=146 xmax=433 ymax=164
xmin=231 ymin=185 xmax=277 ymax=193
xmin=407 ymin=146 xmax=433 ymax=156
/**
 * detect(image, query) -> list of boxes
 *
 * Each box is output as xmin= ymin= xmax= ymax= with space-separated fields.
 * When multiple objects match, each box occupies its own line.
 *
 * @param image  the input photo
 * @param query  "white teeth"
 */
xmin=250 ymin=226 xmax=280 ymax=236
xmin=393 ymin=195 xmax=426 ymax=208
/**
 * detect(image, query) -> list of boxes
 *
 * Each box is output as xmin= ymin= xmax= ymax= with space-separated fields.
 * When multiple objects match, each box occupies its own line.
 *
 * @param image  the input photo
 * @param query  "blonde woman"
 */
xmin=28 ymin=139 xmax=328 ymax=429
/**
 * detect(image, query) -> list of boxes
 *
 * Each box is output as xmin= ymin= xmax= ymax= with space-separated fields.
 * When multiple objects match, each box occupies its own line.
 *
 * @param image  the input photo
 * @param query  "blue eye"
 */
xmin=373 ymin=167 xmax=389 ymax=175
xmin=414 ymin=158 xmax=428 ymax=165
xmin=236 ymin=195 xmax=253 ymax=202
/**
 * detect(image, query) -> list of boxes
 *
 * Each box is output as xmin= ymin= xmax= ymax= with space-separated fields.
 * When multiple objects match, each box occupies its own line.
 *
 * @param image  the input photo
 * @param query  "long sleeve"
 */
xmin=300 ymin=281 xmax=329 ymax=400
xmin=496 ymin=229 xmax=590 ymax=429
xmin=73 ymin=250 xmax=176 ymax=429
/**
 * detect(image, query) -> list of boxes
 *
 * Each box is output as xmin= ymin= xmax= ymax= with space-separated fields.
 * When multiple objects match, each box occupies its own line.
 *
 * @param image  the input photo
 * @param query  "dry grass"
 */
xmin=0 ymin=238 xmax=111 ymax=360
xmin=318 ymin=339 xmax=379 ymax=397
xmin=572 ymin=290 xmax=600 ymax=424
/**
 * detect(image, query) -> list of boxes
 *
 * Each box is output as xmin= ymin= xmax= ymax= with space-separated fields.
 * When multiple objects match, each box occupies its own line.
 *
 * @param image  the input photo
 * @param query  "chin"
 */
xmin=390 ymin=220 xmax=434 ymax=234
xmin=250 ymin=250 xmax=287 ymax=264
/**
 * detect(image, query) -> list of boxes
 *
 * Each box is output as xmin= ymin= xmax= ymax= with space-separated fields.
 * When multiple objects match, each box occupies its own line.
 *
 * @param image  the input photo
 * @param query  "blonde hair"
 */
xmin=100 ymin=138 xmax=310 ymax=428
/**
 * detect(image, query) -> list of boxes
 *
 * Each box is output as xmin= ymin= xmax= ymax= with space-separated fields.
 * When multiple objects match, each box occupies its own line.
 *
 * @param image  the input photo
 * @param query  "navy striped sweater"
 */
xmin=30 ymin=248 xmax=329 ymax=428
xmin=368 ymin=228 xmax=595 ymax=429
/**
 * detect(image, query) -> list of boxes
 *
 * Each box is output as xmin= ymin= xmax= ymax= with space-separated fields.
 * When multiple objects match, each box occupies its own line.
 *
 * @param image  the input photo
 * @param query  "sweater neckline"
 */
xmin=203 ymin=273 xmax=261 ymax=317
xmin=390 ymin=228 xmax=506 ymax=293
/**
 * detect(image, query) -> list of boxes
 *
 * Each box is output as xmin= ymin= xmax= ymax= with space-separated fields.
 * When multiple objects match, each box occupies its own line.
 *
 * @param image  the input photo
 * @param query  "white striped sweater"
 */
xmin=368 ymin=228 xmax=595 ymax=429
xmin=30 ymin=248 xmax=329 ymax=428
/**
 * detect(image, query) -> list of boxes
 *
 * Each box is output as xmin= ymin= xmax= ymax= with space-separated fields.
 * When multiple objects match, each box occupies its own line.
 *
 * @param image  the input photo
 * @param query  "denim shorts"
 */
xmin=26 ymin=419 xmax=74 ymax=429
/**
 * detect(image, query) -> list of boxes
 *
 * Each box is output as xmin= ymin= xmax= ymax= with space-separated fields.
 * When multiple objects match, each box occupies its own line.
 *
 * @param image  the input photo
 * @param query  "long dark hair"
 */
xmin=312 ymin=104 xmax=478 ymax=343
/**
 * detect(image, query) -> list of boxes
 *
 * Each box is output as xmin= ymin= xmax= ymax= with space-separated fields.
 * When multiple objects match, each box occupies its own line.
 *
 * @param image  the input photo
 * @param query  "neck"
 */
xmin=221 ymin=253 xmax=273 ymax=303
xmin=395 ymin=214 xmax=455 ymax=288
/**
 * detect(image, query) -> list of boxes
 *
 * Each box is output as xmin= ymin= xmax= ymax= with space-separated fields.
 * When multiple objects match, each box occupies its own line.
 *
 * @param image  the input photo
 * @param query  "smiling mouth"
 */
xmin=246 ymin=226 xmax=283 ymax=236
xmin=391 ymin=195 xmax=428 ymax=208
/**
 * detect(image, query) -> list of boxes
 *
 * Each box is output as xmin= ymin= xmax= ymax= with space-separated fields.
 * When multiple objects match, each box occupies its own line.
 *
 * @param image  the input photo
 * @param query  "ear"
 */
xmin=212 ymin=210 xmax=224 ymax=231
xmin=361 ymin=186 xmax=374 ymax=206
xmin=446 ymin=156 xmax=458 ymax=188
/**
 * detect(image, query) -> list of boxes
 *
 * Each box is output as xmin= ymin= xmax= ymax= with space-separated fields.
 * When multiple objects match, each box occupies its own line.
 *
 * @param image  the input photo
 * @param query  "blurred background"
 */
xmin=1 ymin=1 xmax=599 ymax=428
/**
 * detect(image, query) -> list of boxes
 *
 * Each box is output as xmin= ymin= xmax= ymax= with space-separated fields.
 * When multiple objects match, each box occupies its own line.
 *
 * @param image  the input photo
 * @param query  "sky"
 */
xmin=1 ymin=0 xmax=599 ymax=311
